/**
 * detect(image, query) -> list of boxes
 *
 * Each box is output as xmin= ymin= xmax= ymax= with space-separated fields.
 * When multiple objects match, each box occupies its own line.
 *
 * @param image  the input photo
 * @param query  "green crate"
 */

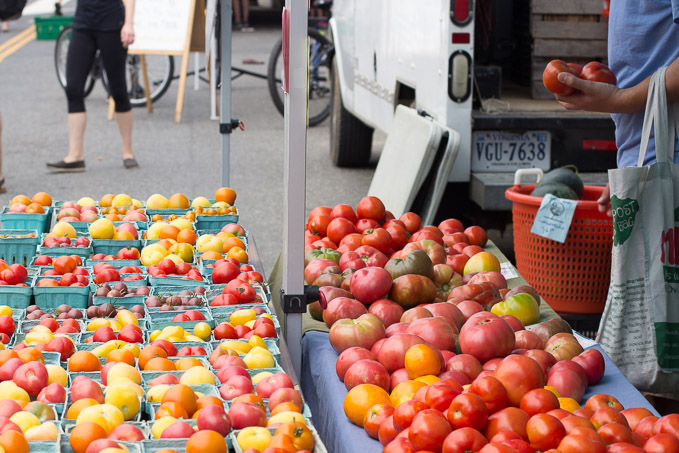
xmin=149 ymin=309 xmax=214 ymax=330
xmin=0 ymin=229 xmax=40 ymax=266
xmin=63 ymin=220 xmax=95 ymax=233
xmin=88 ymin=258 xmax=143 ymax=268
xmin=0 ymin=207 xmax=53 ymax=234
xmin=32 ymin=277 xmax=90 ymax=309
xmin=195 ymin=208 xmax=239 ymax=231
xmin=93 ymin=239 xmax=142 ymax=256
xmin=146 ymin=207 xmax=191 ymax=217
xmin=143 ymin=440 xmax=187 ymax=453
xmin=149 ymin=275 xmax=208 ymax=288
xmin=34 ymin=15 xmax=73 ymax=40
xmin=0 ymin=274 xmax=34 ymax=308
xmin=37 ymin=233 xmax=92 ymax=258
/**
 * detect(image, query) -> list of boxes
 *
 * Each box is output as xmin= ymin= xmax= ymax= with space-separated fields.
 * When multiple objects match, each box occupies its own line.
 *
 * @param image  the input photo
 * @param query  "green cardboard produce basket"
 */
xmin=0 ymin=229 xmax=40 ymax=266
xmin=0 ymin=206 xmax=53 ymax=233
xmin=32 ymin=277 xmax=90 ymax=309
xmin=37 ymin=232 xmax=92 ymax=258
xmin=34 ymin=15 xmax=73 ymax=40
xmin=0 ymin=274 xmax=34 ymax=308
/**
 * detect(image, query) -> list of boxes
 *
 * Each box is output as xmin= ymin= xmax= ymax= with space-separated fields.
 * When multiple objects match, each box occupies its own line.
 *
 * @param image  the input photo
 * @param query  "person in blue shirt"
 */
xmin=47 ymin=0 xmax=138 ymax=172
xmin=554 ymin=0 xmax=679 ymax=216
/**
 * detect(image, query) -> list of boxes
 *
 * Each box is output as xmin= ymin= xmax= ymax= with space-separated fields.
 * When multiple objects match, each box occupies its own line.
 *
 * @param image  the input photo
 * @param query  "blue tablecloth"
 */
xmin=301 ymin=331 xmax=659 ymax=453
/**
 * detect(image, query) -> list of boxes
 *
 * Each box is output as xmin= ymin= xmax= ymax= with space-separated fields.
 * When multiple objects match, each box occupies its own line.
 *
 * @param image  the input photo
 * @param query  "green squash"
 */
xmin=537 ymin=167 xmax=584 ymax=199
xmin=530 ymin=182 xmax=579 ymax=200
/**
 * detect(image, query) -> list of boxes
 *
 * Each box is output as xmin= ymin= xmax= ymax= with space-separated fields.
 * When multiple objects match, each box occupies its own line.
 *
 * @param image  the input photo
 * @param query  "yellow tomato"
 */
xmin=236 ymin=427 xmax=272 ymax=452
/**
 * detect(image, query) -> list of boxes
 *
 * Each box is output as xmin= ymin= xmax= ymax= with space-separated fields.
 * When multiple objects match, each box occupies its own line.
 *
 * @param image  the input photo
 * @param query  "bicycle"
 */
xmin=54 ymin=26 xmax=175 ymax=107
xmin=266 ymin=17 xmax=333 ymax=126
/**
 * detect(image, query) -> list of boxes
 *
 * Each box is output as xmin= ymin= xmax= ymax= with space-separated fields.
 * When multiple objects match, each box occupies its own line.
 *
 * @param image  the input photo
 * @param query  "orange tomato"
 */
xmin=144 ymin=357 xmax=176 ymax=371
xmin=0 ymin=429 xmax=29 ymax=453
xmin=37 ymin=278 xmax=59 ymax=287
xmin=25 ymin=203 xmax=45 ymax=214
xmin=10 ymin=195 xmax=31 ymax=206
xmin=270 ymin=402 xmax=302 ymax=416
xmin=162 ymin=384 xmax=197 ymax=418
xmin=268 ymin=433 xmax=296 ymax=453
xmin=196 ymin=395 xmax=224 ymax=412
xmin=404 ymin=344 xmax=442 ymax=379
xmin=226 ymin=246 xmax=248 ymax=264
xmin=68 ymin=351 xmax=102 ymax=372
xmin=0 ymin=350 xmax=19 ymax=367
xmin=389 ymin=380 xmax=427 ymax=407
xmin=275 ymin=421 xmax=315 ymax=451
xmin=31 ymin=192 xmax=52 ymax=207
xmin=175 ymin=358 xmax=202 ymax=370
xmin=159 ymin=225 xmax=181 ymax=241
xmin=222 ymin=237 xmax=245 ymax=253
xmin=66 ymin=398 xmax=101 ymax=419
xmin=584 ymin=394 xmax=624 ymax=412
xmin=232 ymin=393 xmax=266 ymax=412
xmin=155 ymin=402 xmax=188 ymax=419
xmin=177 ymin=229 xmax=197 ymax=245
xmin=69 ymin=421 xmax=107 ymax=453
xmin=138 ymin=346 xmax=168 ymax=369
xmin=106 ymin=349 xmax=136 ymax=366
xmin=17 ymin=347 xmax=44 ymax=364
xmin=344 ymin=384 xmax=392 ymax=427
xmin=100 ymin=194 xmax=115 ymax=207
xmin=215 ymin=187 xmax=237 ymax=205
xmin=199 ymin=250 xmax=223 ymax=261
xmin=186 ymin=429 xmax=227 ymax=453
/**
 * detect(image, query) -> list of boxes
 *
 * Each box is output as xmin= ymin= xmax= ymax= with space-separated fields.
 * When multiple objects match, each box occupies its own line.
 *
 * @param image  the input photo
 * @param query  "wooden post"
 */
xmin=140 ymin=55 xmax=153 ymax=113
xmin=174 ymin=0 xmax=198 ymax=123
xmin=108 ymin=97 xmax=115 ymax=121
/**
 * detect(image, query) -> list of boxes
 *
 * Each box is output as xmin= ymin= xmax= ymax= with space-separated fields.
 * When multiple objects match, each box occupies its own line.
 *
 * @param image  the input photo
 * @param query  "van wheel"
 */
xmin=330 ymin=57 xmax=374 ymax=167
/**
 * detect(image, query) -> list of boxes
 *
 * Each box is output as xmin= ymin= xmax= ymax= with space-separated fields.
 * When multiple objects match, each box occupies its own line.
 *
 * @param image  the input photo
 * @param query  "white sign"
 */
xmin=129 ymin=0 xmax=193 ymax=54
xmin=530 ymin=194 xmax=578 ymax=244
xmin=471 ymin=131 xmax=551 ymax=172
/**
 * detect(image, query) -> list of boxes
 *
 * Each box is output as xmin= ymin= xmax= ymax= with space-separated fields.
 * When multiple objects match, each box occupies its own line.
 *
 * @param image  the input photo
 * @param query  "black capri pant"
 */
xmin=65 ymin=28 xmax=131 ymax=113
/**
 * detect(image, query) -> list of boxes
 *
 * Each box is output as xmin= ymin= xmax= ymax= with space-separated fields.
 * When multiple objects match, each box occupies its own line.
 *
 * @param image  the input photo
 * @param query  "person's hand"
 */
xmin=121 ymin=23 xmax=135 ymax=48
xmin=597 ymin=183 xmax=612 ymax=217
xmin=554 ymin=72 xmax=622 ymax=113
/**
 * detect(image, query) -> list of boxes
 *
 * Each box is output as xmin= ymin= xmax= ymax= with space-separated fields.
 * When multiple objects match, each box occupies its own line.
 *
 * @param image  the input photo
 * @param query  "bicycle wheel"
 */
xmin=267 ymin=28 xmax=333 ymax=127
xmin=54 ymin=26 xmax=96 ymax=96
xmin=126 ymin=54 xmax=174 ymax=106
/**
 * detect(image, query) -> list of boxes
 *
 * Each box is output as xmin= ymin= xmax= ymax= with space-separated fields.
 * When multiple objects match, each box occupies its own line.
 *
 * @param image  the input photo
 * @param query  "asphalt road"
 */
xmin=0 ymin=6 xmax=378 ymax=276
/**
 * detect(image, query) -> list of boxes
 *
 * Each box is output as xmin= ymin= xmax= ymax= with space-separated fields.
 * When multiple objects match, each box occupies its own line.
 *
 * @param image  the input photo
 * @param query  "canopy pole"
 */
xmin=219 ymin=0 xmax=233 ymax=186
xmin=281 ymin=0 xmax=308 ymax=379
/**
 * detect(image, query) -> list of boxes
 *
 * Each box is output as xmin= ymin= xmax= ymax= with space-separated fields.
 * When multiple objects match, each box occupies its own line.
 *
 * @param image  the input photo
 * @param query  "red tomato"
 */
xmin=621 ymin=408 xmax=654 ymax=432
xmin=526 ymin=413 xmax=566 ymax=450
xmin=467 ymin=375 xmax=508 ymax=415
xmin=327 ymin=217 xmax=357 ymax=245
xmin=644 ymin=433 xmax=679 ymax=452
xmin=493 ymin=355 xmax=546 ymax=407
xmin=385 ymin=224 xmax=409 ymax=251
xmin=356 ymin=218 xmax=380 ymax=234
xmin=598 ymin=422 xmax=634 ymax=445
xmin=479 ymin=443 xmax=520 ymax=453
xmin=0 ymin=316 xmax=15 ymax=337
xmin=357 ymin=196 xmax=386 ymax=221
xmin=447 ymin=393 xmax=488 ymax=431
xmin=439 ymin=218 xmax=464 ymax=234
xmin=362 ymin=228 xmax=392 ymax=254
xmin=223 ymin=280 xmax=256 ymax=304
xmin=652 ymin=413 xmax=679 ymax=438
xmin=408 ymin=409 xmax=453 ymax=451
xmin=580 ymin=62 xmax=617 ymax=85
xmin=400 ymin=213 xmax=422 ymax=235
xmin=590 ymin=407 xmax=629 ymax=430
xmin=520 ymin=388 xmax=560 ymax=416
xmin=364 ymin=403 xmax=394 ymax=440
xmin=485 ymin=407 xmax=530 ymax=441
xmin=382 ymin=437 xmax=415 ymax=453
xmin=393 ymin=400 xmax=428 ymax=431
xmin=458 ymin=312 xmax=515 ymax=363
xmin=567 ymin=62 xmax=583 ymax=74
xmin=442 ymin=427 xmax=488 ymax=453
xmin=542 ymin=59 xmax=579 ymax=95
xmin=464 ymin=226 xmax=488 ymax=247
xmin=583 ymin=393 xmax=623 ymax=412
xmin=378 ymin=415 xmax=400 ymax=446
xmin=557 ymin=433 xmax=606 ymax=453
xmin=635 ymin=416 xmax=659 ymax=438
xmin=211 ymin=261 xmax=240 ymax=285
xmin=307 ymin=206 xmax=331 ymax=226
xmin=330 ymin=204 xmax=358 ymax=224
xmin=424 ymin=381 xmax=462 ymax=413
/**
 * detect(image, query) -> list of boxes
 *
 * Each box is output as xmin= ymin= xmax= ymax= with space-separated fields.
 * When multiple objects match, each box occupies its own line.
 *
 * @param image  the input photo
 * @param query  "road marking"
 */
xmin=0 ymin=25 xmax=37 ymax=63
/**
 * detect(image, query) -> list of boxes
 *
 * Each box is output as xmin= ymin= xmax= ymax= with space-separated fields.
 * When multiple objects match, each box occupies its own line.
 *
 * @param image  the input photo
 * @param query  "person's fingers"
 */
xmin=557 ymin=72 xmax=590 ymax=90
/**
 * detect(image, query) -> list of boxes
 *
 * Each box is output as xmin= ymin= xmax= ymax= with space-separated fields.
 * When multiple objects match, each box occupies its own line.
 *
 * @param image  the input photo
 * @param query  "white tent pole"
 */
xmin=219 ymin=0 xmax=233 ymax=186
xmin=282 ymin=0 xmax=308 ymax=379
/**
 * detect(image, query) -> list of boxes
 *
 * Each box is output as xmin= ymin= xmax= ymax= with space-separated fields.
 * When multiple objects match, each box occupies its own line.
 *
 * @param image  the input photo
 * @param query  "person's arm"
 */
xmin=121 ymin=0 xmax=135 ymax=48
xmin=554 ymin=56 xmax=679 ymax=113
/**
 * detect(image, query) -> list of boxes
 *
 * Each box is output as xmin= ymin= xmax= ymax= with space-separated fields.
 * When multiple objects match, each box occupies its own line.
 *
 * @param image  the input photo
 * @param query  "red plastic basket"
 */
xmin=505 ymin=182 xmax=613 ymax=315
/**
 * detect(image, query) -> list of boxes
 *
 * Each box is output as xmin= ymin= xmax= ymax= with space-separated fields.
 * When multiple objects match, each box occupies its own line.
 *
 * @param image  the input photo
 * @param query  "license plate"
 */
xmin=471 ymin=130 xmax=551 ymax=172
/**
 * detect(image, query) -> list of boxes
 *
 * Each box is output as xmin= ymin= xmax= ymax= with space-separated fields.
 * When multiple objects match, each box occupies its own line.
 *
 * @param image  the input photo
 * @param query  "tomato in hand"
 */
xmin=543 ymin=60 xmax=580 ymax=95
xmin=580 ymin=62 xmax=617 ymax=85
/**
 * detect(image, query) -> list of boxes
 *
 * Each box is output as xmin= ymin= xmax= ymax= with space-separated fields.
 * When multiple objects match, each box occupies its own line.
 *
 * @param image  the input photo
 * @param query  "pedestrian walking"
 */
xmin=47 ymin=0 xmax=139 ymax=172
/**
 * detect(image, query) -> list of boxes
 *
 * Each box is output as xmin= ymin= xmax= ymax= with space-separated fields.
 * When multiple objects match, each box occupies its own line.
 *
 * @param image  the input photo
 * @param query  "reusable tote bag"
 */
xmin=598 ymin=66 xmax=679 ymax=393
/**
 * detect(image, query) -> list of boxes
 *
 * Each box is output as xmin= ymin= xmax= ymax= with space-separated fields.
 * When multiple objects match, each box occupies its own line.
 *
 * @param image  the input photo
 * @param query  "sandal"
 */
xmin=123 ymin=158 xmax=139 ymax=169
xmin=46 ymin=159 xmax=85 ymax=172
xmin=0 ymin=178 xmax=6 ymax=194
